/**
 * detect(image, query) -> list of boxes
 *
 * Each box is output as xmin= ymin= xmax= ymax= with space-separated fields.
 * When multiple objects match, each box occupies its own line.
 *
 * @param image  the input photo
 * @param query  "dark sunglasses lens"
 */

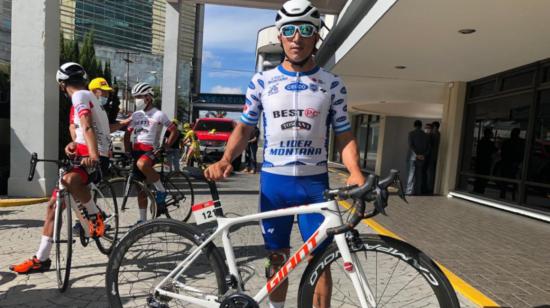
xmin=281 ymin=25 xmax=296 ymax=37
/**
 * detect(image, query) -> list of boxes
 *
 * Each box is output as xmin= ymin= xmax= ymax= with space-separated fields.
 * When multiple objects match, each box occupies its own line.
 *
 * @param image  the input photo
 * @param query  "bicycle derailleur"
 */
xmin=220 ymin=293 xmax=259 ymax=308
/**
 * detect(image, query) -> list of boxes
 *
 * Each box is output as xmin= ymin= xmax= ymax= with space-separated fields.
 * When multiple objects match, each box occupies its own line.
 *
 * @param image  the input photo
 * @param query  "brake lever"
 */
xmin=393 ymin=175 xmax=408 ymax=203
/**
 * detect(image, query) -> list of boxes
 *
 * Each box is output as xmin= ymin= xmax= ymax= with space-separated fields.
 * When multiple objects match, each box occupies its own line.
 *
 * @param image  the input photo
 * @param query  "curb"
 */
xmin=0 ymin=197 xmax=49 ymax=208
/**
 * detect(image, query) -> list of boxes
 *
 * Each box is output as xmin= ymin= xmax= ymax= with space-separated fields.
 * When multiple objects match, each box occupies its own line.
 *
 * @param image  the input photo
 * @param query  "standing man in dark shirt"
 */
xmin=426 ymin=121 xmax=441 ymax=194
xmin=406 ymin=120 xmax=431 ymax=195
xmin=244 ymin=126 xmax=260 ymax=173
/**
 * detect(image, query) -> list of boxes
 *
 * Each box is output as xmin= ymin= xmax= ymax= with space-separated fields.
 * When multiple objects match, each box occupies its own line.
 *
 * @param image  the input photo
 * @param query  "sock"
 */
xmin=139 ymin=208 xmax=147 ymax=221
xmin=36 ymin=236 xmax=53 ymax=261
xmin=82 ymin=198 xmax=99 ymax=215
xmin=153 ymin=180 xmax=166 ymax=192
xmin=268 ymin=300 xmax=284 ymax=308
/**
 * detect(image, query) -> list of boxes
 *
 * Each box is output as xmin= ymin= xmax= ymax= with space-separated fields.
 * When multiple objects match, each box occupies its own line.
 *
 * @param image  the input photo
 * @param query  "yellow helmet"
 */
xmin=88 ymin=77 xmax=113 ymax=91
xmin=183 ymin=123 xmax=191 ymax=130
xmin=172 ymin=118 xmax=181 ymax=125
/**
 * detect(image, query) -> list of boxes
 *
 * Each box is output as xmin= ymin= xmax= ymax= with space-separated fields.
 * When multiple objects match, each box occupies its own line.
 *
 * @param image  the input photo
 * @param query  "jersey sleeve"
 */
xmin=71 ymin=91 xmax=91 ymax=118
xmin=158 ymin=111 xmax=175 ymax=131
xmin=240 ymin=73 xmax=264 ymax=126
xmin=330 ymin=76 xmax=351 ymax=135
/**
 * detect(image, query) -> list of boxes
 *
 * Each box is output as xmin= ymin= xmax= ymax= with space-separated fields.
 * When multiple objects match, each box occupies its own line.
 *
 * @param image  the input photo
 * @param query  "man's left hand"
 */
xmin=346 ymin=172 xmax=366 ymax=187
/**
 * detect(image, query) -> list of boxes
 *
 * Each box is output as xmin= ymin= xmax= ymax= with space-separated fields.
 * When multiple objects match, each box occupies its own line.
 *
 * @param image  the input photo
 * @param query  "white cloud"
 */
xmin=210 ymin=85 xmax=243 ymax=94
xmin=203 ymin=5 xmax=275 ymax=52
xmin=202 ymin=50 xmax=223 ymax=68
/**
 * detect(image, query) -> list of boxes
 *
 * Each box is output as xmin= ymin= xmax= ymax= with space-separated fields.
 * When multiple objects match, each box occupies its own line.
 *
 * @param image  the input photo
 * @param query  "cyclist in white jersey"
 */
xmin=205 ymin=1 xmax=365 ymax=307
xmin=124 ymin=82 xmax=179 ymax=224
xmin=10 ymin=63 xmax=111 ymax=274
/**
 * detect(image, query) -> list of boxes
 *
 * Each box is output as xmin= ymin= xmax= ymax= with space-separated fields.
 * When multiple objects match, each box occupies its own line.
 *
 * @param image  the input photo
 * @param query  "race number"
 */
xmin=192 ymin=200 xmax=217 ymax=225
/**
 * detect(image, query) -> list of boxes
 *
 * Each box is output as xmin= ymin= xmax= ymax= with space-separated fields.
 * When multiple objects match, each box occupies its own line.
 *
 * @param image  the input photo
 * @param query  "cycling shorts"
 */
xmin=131 ymin=150 xmax=159 ymax=180
xmin=259 ymin=171 xmax=332 ymax=252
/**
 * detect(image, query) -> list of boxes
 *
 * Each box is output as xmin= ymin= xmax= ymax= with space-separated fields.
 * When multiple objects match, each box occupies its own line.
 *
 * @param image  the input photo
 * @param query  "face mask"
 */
xmin=135 ymin=98 xmax=147 ymax=111
xmin=99 ymin=96 xmax=109 ymax=106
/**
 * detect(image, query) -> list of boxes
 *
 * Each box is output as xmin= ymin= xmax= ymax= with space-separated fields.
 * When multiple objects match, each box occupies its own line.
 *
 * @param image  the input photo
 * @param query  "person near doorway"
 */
xmin=406 ymin=120 xmax=431 ymax=195
xmin=244 ymin=126 xmax=260 ymax=173
xmin=426 ymin=121 xmax=441 ymax=194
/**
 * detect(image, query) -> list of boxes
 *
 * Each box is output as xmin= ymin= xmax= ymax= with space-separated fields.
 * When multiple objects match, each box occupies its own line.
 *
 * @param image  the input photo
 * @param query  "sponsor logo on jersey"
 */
xmin=333 ymin=99 xmax=345 ymax=106
xmin=268 ymin=85 xmax=279 ymax=96
xmin=331 ymin=81 xmax=339 ymax=89
xmin=268 ymin=140 xmax=323 ymax=156
xmin=304 ymin=108 xmax=320 ymax=118
xmin=251 ymin=94 xmax=260 ymax=102
xmin=245 ymin=98 xmax=253 ymax=105
xmin=341 ymin=87 xmax=347 ymax=94
xmin=249 ymin=111 xmax=258 ymax=117
xmin=281 ymin=119 xmax=312 ymax=130
xmin=248 ymin=81 xmax=256 ymax=90
xmin=258 ymin=79 xmax=265 ymax=88
xmin=343 ymin=105 xmax=348 ymax=112
xmin=273 ymin=108 xmax=319 ymax=119
xmin=285 ymin=82 xmax=308 ymax=92
xmin=311 ymin=77 xmax=325 ymax=85
xmin=309 ymin=83 xmax=318 ymax=92
xmin=268 ymin=75 xmax=288 ymax=84
xmin=336 ymin=116 xmax=348 ymax=123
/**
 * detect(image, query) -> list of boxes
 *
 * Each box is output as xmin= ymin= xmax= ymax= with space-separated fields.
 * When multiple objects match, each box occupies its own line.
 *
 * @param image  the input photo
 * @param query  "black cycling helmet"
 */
xmin=56 ymin=62 xmax=87 ymax=83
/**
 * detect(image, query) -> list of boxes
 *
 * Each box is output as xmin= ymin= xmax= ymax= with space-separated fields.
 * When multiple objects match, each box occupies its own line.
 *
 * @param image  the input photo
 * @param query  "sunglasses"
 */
xmin=280 ymin=24 xmax=317 ymax=38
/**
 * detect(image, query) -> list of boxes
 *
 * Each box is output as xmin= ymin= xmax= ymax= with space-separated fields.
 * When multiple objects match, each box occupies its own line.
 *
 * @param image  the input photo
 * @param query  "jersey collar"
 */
xmin=277 ymin=64 xmax=320 ymax=77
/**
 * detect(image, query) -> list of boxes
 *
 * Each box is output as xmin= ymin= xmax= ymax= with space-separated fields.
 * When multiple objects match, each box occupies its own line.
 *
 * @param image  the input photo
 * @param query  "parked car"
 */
xmin=193 ymin=117 xmax=242 ymax=169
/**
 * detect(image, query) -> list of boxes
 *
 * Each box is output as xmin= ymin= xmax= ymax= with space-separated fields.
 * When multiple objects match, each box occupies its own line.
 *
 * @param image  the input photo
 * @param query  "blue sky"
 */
xmin=201 ymin=5 xmax=275 ymax=94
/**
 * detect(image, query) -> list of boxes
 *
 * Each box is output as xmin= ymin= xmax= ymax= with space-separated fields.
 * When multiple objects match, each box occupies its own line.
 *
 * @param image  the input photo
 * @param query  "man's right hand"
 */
xmin=65 ymin=142 xmax=77 ymax=158
xmin=204 ymin=159 xmax=233 ymax=181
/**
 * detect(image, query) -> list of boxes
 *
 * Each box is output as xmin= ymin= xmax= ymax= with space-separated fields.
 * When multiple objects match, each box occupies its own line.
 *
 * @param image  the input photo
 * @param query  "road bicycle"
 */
xmin=105 ymin=168 xmax=459 ymax=307
xmin=28 ymin=152 xmax=118 ymax=292
xmin=107 ymin=149 xmax=195 ymax=227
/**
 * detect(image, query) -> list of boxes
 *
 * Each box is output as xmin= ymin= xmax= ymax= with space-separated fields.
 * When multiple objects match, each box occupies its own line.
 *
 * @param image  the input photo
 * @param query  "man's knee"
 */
xmin=265 ymin=249 xmax=290 ymax=279
xmin=136 ymin=158 xmax=150 ymax=171
xmin=62 ymin=172 xmax=81 ymax=188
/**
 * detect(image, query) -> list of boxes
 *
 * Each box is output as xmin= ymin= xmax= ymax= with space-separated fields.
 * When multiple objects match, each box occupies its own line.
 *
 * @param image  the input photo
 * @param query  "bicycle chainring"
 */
xmin=220 ymin=293 xmax=259 ymax=308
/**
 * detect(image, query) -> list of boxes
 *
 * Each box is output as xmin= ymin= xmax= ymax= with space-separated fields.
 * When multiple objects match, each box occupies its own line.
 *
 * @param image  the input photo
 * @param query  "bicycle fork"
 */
xmin=334 ymin=233 xmax=377 ymax=308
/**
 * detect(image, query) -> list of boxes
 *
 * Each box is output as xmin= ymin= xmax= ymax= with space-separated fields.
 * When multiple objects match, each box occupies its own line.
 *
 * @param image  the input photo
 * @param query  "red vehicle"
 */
xmin=193 ymin=117 xmax=241 ymax=168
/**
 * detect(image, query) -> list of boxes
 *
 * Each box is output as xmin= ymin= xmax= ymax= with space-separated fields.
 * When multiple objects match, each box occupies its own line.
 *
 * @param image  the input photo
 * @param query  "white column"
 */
xmin=8 ymin=0 xmax=59 ymax=197
xmin=161 ymin=0 xmax=181 ymax=120
xmin=257 ymin=53 xmax=265 ymax=72
xmin=438 ymin=82 xmax=466 ymax=195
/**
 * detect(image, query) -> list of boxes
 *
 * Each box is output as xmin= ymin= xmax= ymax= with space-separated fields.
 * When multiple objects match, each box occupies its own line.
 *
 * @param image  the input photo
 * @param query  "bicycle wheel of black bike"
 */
xmin=93 ymin=181 xmax=119 ymax=255
xmin=106 ymin=219 xmax=228 ymax=308
xmin=161 ymin=171 xmax=194 ymax=221
xmin=298 ymin=234 xmax=460 ymax=308
xmin=55 ymin=195 xmax=73 ymax=292
xmin=108 ymin=177 xmax=157 ymax=232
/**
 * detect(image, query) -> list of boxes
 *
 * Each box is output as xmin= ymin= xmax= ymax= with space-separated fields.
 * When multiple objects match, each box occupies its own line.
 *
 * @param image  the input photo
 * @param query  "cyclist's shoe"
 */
xmin=9 ymin=256 xmax=51 ymax=274
xmin=72 ymin=221 xmax=83 ymax=236
xmin=88 ymin=212 xmax=105 ymax=238
xmin=155 ymin=191 xmax=168 ymax=217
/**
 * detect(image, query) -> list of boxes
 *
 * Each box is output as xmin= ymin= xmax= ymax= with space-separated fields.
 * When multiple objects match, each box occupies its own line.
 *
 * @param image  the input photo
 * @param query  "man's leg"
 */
xmin=137 ymin=156 xmax=167 ymax=215
xmin=313 ymin=269 xmax=332 ymax=308
xmin=62 ymin=172 xmax=104 ymax=237
xmin=406 ymin=159 xmax=416 ymax=195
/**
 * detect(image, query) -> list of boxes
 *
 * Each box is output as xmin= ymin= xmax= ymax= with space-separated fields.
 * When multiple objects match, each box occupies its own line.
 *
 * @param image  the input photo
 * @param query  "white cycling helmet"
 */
xmin=56 ymin=62 xmax=87 ymax=83
xmin=275 ymin=0 xmax=322 ymax=30
xmin=131 ymin=82 xmax=154 ymax=97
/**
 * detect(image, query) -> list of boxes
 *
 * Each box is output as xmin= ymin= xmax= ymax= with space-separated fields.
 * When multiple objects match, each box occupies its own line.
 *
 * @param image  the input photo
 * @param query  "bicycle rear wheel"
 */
xmin=298 ymin=234 xmax=459 ymax=308
xmin=161 ymin=171 xmax=194 ymax=221
xmin=55 ymin=196 xmax=73 ymax=292
xmin=106 ymin=219 xmax=228 ymax=308
xmin=93 ymin=181 xmax=119 ymax=255
xmin=108 ymin=177 xmax=157 ymax=231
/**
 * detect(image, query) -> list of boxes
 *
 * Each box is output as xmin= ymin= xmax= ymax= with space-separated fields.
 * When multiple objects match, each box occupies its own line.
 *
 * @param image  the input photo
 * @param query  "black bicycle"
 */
xmin=107 ymin=150 xmax=195 ymax=229
xmin=28 ymin=153 xmax=119 ymax=291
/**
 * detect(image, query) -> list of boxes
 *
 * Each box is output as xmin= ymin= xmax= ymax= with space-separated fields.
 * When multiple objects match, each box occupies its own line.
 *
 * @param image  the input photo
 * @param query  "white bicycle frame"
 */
xmin=152 ymin=199 xmax=377 ymax=308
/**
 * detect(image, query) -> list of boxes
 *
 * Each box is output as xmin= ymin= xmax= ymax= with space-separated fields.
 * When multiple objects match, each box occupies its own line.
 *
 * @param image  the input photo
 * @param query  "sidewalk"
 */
xmin=331 ymin=166 xmax=550 ymax=307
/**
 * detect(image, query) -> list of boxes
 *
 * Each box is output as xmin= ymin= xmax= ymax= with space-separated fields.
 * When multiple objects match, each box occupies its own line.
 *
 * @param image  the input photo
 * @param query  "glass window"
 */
xmin=365 ymin=116 xmax=380 ymax=171
xmin=501 ymin=70 xmax=534 ymax=91
xmin=527 ymin=90 xmax=550 ymax=184
xmin=460 ymin=93 xmax=531 ymax=200
xmin=469 ymin=79 xmax=496 ymax=99
xmin=525 ymin=185 xmax=550 ymax=212
xmin=460 ymin=175 xmax=520 ymax=203
xmin=356 ymin=115 xmax=368 ymax=167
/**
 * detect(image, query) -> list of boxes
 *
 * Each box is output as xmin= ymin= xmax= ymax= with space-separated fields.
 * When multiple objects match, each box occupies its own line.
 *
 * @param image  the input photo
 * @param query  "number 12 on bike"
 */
xmin=192 ymin=200 xmax=217 ymax=224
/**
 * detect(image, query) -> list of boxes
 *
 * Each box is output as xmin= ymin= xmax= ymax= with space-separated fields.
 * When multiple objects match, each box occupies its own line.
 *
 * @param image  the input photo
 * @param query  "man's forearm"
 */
xmin=336 ymin=132 xmax=362 ymax=175
xmin=165 ymin=130 xmax=178 ymax=147
xmin=221 ymin=123 xmax=253 ymax=163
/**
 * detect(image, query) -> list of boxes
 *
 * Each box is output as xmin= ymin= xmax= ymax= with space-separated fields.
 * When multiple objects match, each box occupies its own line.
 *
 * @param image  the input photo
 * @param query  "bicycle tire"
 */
xmin=93 ymin=181 xmax=119 ymax=255
xmin=161 ymin=171 xmax=195 ymax=221
xmin=297 ymin=234 xmax=460 ymax=308
xmin=106 ymin=219 xmax=228 ymax=308
xmin=108 ymin=177 xmax=157 ymax=231
xmin=55 ymin=195 xmax=72 ymax=292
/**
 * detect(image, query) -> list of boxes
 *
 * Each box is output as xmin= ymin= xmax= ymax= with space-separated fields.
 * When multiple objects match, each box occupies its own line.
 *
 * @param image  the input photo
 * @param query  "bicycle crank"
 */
xmin=220 ymin=293 xmax=259 ymax=308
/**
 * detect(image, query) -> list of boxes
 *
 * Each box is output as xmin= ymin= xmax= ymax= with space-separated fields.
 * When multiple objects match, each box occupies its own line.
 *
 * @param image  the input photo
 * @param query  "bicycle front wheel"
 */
xmin=93 ymin=181 xmax=119 ymax=255
xmin=162 ymin=171 xmax=194 ymax=221
xmin=106 ymin=219 xmax=228 ymax=308
xmin=298 ymin=234 xmax=459 ymax=308
xmin=55 ymin=196 xmax=72 ymax=292
xmin=108 ymin=177 xmax=157 ymax=231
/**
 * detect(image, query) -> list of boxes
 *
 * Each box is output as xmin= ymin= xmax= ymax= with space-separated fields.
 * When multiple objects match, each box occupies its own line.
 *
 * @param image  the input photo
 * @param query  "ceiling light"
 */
xmin=458 ymin=29 xmax=476 ymax=34
xmin=395 ymin=66 xmax=406 ymax=69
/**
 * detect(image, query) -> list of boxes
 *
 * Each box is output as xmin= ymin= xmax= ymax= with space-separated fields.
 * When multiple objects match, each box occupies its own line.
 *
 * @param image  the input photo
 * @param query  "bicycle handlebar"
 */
xmin=326 ymin=169 xmax=406 ymax=236
xmin=27 ymin=152 xmax=87 ymax=182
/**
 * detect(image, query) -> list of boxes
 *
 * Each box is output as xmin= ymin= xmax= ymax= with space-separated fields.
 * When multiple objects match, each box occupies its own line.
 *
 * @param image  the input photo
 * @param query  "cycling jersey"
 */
xmin=71 ymin=90 xmax=111 ymax=157
xmin=129 ymin=107 xmax=175 ymax=151
xmin=241 ymin=65 xmax=351 ymax=176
